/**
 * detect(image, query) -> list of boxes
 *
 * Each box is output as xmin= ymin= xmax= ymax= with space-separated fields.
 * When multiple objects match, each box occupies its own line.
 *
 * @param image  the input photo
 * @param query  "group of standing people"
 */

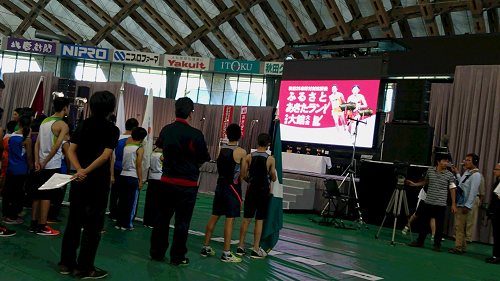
xmin=1 ymin=87 xmax=277 ymax=280
xmin=405 ymin=152 xmax=500 ymax=264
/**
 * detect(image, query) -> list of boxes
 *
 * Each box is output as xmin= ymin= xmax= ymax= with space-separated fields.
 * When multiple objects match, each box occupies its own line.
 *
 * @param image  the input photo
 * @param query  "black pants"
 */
xmin=108 ymin=170 xmax=122 ymax=219
xmin=493 ymin=218 xmax=500 ymax=257
xmin=2 ymin=174 xmax=27 ymax=220
xmin=415 ymin=202 xmax=446 ymax=247
xmin=48 ymin=184 xmax=67 ymax=220
xmin=143 ymin=179 xmax=161 ymax=226
xmin=150 ymin=182 xmax=198 ymax=262
xmin=60 ymin=177 xmax=110 ymax=271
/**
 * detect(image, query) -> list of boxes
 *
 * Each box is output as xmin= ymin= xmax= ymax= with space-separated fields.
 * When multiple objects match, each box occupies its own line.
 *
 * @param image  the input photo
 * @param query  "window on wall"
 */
xmin=223 ymin=74 xmax=238 ymax=105
xmin=249 ymin=76 xmax=265 ymax=106
xmin=1 ymin=53 xmax=18 ymax=74
xmin=235 ymin=75 xmax=250 ymax=106
xmin=210 ymin=73 xmax=225 ymax=105
xmin=75 ymin=61 xmax=107 ymax=82
xmin=130 ymin=67 xmax=166 ymax=97
xmin=42 ymin=56 xmax=58 ymax=74
xmin=186 ymin=71 xmax=202 ymax=102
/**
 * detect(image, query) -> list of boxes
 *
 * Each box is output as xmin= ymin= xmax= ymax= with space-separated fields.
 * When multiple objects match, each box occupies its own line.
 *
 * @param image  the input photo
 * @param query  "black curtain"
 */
xmin=265 ymin=76 xmax=281 ymax=107
xmin=60 ymin=58 xmax=79 ymax=79
xmin=166 ymin=68 xmax=182 ymax=99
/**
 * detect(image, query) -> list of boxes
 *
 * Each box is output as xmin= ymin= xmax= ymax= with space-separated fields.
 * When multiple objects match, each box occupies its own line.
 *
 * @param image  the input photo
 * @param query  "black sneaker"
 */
xmin=236 ymin=247 xmax=246 ymax=256
xmin=250 ymin=248 xmax=268 ymax=259
xmin=28 ymin=226 xmax=37 ymax=233
xmin=170 ymin=258 xmax=190 ymax=267
xmin=72 ymin=267 xmax=108 ymax=279
xmin=58 ymin=263 xmax=74 ymax=275
xmin=200 ymin=247 xmax=215 ymax=257
xmin=0 ymin=224 xmax=16 ymax=237
xmin=486 ymin=257 xmax=500 ymax=264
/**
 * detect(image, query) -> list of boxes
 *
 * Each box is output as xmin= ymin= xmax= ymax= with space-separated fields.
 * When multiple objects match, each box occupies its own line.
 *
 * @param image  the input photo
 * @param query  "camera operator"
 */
xmin=407 ymin=153 xmax=457 ymax=252
xmin=486 ymin=163 xmax=500 ymax=264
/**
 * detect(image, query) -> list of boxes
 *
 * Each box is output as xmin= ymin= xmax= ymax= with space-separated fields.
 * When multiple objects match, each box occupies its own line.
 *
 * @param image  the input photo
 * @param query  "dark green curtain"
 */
xmin=166 ymin=68 xmax=182 ymax=99
xmin=266 ymin=76 xmax=281 ymax=107
xmin=60 ymin=58 xmax=79 ymax=79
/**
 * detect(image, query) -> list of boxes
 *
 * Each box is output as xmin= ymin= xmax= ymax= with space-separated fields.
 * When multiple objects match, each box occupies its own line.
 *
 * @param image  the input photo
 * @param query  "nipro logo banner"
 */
xmin=61 ymin=44 xmax=109 ymax=61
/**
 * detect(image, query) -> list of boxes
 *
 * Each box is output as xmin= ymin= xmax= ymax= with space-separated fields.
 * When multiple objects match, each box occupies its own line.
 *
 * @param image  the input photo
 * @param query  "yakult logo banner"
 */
xmin=214 ymin=59 xmax=260 ymax=74
xmin=61 ymin=44 xmax=109 ymax=61
xmin=164 ymin=55 xmax=209 ymax=70
xmin=113 ymin=50 xmax=160 ymax=66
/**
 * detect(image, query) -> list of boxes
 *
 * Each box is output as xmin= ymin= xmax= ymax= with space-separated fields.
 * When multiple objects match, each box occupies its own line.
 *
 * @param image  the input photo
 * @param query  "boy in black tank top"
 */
xmin=201 ymin=124 xmax=248 ymax=262
xmin=237 ymin=133 xmax=276 ymax=259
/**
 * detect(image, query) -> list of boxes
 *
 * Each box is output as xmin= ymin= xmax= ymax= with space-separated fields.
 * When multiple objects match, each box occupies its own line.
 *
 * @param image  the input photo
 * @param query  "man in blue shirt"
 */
xmin=449 ymin=153 xmax=481 ymax=254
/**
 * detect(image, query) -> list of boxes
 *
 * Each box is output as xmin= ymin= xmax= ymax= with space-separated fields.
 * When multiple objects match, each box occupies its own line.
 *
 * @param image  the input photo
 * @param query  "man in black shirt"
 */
xmin=150 ymin=97 xmax=210 ymax=266
xmin=59 ymin=91 xmax=119 ymax=279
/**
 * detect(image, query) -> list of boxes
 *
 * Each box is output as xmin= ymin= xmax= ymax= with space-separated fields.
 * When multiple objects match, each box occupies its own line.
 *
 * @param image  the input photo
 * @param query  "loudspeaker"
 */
xmin=382 ymin=123 xmax=434 ymax=165
xmin=392 ymin=80 xmax=431 ymax=123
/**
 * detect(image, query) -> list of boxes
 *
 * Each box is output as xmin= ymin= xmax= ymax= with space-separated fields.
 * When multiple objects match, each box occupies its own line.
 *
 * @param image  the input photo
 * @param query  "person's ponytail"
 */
xmin=18 ymin=115 xmax=31 ymax=141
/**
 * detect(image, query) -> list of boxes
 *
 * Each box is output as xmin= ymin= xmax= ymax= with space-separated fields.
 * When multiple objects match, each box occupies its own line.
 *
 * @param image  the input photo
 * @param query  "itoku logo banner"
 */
xmin=7 ymin=38 xmax=56 ymax=55
xmin=220 ymin=106 xmax=234 ymax=140
xmin=214 ymin=59 xmax=260 ymax=74
xmin=113 ymin=50 xmax=160 ymax=66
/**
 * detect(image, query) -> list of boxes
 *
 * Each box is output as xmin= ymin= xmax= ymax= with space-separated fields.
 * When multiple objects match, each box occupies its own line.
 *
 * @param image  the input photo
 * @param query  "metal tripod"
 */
xmin=375 ymin=176 xmax=413 ymax=245
xmin=337 ymin=117 xmax=368 ymax=229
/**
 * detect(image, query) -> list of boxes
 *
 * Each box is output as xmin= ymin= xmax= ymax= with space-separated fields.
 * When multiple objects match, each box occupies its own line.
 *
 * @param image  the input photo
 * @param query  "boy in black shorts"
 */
xmin=237 ymin=133 xmax=276 ymax=259
xmin=201 ymin=124 xmax=247 ymax=262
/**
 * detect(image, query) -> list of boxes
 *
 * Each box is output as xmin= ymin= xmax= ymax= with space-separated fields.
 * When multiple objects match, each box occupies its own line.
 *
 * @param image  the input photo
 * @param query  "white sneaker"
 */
xmin=402 ymin=226 xmax=409 ymax=235
xmin=250 ymin=248 xmax=268 ymax=259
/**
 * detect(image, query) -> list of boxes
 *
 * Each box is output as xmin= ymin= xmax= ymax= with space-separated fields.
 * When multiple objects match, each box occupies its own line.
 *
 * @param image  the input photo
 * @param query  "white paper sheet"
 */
xmin=38 ymin=173 xmax=74 ymax=190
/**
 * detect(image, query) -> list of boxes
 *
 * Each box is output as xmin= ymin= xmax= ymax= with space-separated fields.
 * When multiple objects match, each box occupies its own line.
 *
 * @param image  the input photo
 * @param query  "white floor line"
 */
xmin=268 ymin=250 xmax=283 ymax=255
xmin=288 ymin=257 xmax=325 ymax=266
xmin=342 ymin=270 xmax=383 ymax=280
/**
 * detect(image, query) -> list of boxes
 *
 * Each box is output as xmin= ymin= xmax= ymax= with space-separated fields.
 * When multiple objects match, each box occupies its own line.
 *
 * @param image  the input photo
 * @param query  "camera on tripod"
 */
xmin=393 ymin=161 xmax=410 ymax=187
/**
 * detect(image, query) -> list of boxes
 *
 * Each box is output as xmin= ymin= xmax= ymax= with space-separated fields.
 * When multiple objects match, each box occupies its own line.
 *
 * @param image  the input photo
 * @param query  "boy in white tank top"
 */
xmin=115 ymin=127 xmax=147 ymax=230
xmin=143 ymin=147 xmax=163 ymax=228
xmin=31 ymin=97 xmax=70 ymax=236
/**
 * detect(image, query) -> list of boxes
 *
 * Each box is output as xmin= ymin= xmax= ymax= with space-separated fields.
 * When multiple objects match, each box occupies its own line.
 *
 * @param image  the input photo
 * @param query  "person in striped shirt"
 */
xmin=407 ymin=153 xmax=457 ymax=252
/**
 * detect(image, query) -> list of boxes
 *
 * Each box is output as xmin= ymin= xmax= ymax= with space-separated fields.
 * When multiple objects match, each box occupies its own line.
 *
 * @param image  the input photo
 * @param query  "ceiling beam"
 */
xmin=172 ymin=1 xmax=265 ymax=57
xmin=182 ymin=0 xmax=240 ymax=59
xmin=0 ymin=1 xmax=54 ymax=36
xmin=140 ymin=1 xmax=198 ymax=55
xmin=19 ymin=0 xmax=83 ymax=44
xmin=112 ymin=0 xmax=172 ymax=53
xmin=77 ymin=0 xmax=148 ymax=51
xmin=388 ymin=0 xmax=412 ymax=37
xmin=91 ymin=0 xmax=144 ymax=47
xmin=278 ymin=0 xmax=313 ymax=42
xmin=209 ymin=0 xmax=261 ymax=59
xmin=300 ymin=0 xmax=325 ymax=31
xmin=0 ymin=21 xmax=13 ymax=37
xmin=164 ymin=0 xmax=225 ymax=58
xmin=323 ymin=0 xmax=352 ymax=39
xmin=467 ymin=0 xmax=487 ymax=33
xmin=487 ymin=8 xmax=500 ymax=33
xmin=417 ymin=0 xmax=440 ymax=36
xmin=440 ymin=12 xmax=455 ymax=35
xmin=57 ymin=0 xmax=129 ymax=50
xmin=369 ymin=0 xmax=395 ymax=37
xmin=344 ymin=0 xmax=371 ymax=39
xmin=14 ymin=0 xmax=51 ymax=36
xmin=232 ymin=0 xmax=279 ymax=59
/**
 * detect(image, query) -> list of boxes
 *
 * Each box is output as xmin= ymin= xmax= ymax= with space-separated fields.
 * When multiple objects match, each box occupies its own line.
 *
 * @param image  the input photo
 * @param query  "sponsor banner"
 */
xmin=61 ymin=44 xmax=109 ymax=61
xmin=239 ymin=106 xmax=247 ymax=137
xmin=214 ymin=59 xmax=260 ymax=74
xmin=164 ymin=55 xmax=209 ymax=70
xmin=113 ymin=50 xmax=160 ymax=66
xmin=264 ymin=62 xmax=284 ymax=75
xmin=220 ymin=105 xmax=234 ymax=139
xmin=7 ymin=38 xmax=56 ymax=55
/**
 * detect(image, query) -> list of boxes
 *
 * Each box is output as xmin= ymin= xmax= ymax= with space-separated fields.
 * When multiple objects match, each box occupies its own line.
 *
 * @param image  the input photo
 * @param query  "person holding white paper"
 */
xmin=59 ymin=91 xmax=119 ymax=279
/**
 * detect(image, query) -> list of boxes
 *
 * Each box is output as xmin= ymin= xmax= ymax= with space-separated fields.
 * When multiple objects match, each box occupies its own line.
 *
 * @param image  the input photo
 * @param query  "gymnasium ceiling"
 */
xmin=0 ymin=0 xmax=498 ymax=61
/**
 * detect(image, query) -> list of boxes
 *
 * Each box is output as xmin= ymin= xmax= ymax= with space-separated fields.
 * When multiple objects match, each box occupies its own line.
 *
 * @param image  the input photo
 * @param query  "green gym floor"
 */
xmin=1 ymin=185 xmax=499 ymax=281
